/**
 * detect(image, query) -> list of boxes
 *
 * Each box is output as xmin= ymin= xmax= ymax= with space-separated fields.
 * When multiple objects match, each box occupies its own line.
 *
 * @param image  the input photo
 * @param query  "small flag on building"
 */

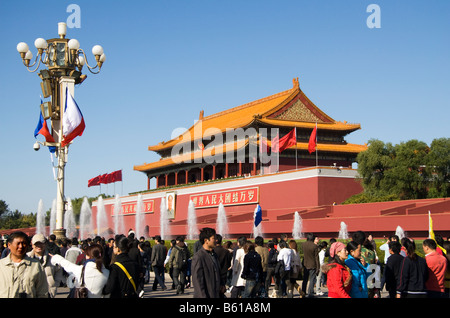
xmin=308 ymin=124 xmax=317 ymax=154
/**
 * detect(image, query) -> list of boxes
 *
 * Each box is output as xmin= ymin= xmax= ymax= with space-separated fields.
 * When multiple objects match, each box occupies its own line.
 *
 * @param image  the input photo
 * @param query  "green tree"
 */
xmin=355 ymin=139 xmax=396 ymax=197
xmin=0 ymin=200 xmax=9 ymax=218
xmin=426 ymin=137 xmax=450 ymax=198
xmin=346 ymin=138 xmax=449 ymax=204
xmin=386 ymin=139 xmax=430 ymax=199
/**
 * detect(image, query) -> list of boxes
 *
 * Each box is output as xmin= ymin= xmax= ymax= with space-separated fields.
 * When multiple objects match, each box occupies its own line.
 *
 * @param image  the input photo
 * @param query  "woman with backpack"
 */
xmin=266 ymin=241 xmax=278 ymax=298
xmin=168 ymin=236 xmax=190 ymax=294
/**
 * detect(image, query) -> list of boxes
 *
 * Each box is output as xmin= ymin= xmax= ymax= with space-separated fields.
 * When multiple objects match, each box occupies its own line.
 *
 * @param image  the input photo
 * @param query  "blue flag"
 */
xmin=34 ymin=99 xmax=56 ymax=153
xmin=254 ymin=205 xmax=262 ymax=227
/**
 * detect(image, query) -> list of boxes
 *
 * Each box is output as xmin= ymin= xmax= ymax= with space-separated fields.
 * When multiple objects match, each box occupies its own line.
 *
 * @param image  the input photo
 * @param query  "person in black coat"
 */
xmin=382 ymin=241 xmax=404 ymax=298
xmin=213 ymin=234 xmax=232 ymax=298
xmin=241 ymin=242 xmax=263 ymax=298
xmin=192 ymin=228 xmax=222 ymax=298
xmin=396 ymin=238 xmax=428 ymax=298
xmin=103 ymin=236 xmax=139 ymax=298
xmin=265 ymin=241 xmax=279 ymax=296
xmin=151 ymin=235 xmax=167 ymax=291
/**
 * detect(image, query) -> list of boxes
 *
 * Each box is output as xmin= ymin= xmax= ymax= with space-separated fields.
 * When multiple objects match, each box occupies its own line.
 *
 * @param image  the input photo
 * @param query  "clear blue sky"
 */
xmin=1 ymin=0 xmax=449 ymax=214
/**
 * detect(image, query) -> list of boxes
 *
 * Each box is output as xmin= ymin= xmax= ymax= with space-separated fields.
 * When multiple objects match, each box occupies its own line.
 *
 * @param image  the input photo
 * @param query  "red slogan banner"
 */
xmin=111 ymin=199 xmax=154 ymax=216
xmin=190 ymin=187 xmax=259 ymax=209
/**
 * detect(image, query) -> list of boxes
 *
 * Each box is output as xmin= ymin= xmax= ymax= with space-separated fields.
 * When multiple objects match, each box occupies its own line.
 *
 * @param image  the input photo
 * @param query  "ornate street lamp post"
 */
xmin=17 ymin=22 xmax=105 ymax=239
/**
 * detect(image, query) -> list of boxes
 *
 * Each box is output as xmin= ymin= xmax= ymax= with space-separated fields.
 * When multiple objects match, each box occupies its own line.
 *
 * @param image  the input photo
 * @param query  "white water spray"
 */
xmin=216 ymin=203 xmax=229 ymax=238
xmin=292 ymin=211 xmax=303 ymax=239
xmin=96 ymin=196 xmax=108 ymax=237
xmin=36 ymin=199 xmax=46 ymax=237
xmin=135 ymin=194 xmax=146 ymax=239
xmin=64 ymin=198 xmax=77 ymax=239
xmin=187 ymin=200 xmax=198 ymax=240
xmin=338 ymin=221 xmax=349 ymax=240
xmin=113 ymin=194 xmax=125 ymax=236
xmin=159 ymin=197 xmax=169 ymax=239
xmin=49 ymin=199 xmax=57 ymax=236
xmin=79 ymin=197 xmax=93 ymax=240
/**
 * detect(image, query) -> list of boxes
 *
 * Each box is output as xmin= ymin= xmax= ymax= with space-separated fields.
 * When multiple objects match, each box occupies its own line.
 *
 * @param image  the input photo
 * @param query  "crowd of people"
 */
xmin=0 ymin=228 xmax=448 ymax=299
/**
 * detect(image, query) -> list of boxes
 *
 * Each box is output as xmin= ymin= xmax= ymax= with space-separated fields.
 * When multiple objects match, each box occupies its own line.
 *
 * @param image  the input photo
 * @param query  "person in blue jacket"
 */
xmin=345 ymin=241 xmax=369 ymax=298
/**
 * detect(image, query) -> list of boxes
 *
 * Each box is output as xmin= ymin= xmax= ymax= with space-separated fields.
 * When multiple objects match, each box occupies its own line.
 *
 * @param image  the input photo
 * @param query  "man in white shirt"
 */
xmin=276 ymin=240 xmax=292 ymax=297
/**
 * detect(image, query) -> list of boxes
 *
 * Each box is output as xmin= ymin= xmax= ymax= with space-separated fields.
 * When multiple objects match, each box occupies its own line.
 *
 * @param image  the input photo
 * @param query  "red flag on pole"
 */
xmin=308 ymin=124 xmax=317 ymax=154
xmin=278 ymin=128 xmax=297 ymax=152
xmin=111 ymin=170 xmax=122 ymax=182
xmin=99 ymin=173 xmax=109 ymax=184
xmin=88 ymin=175 xmax=100 ymax=187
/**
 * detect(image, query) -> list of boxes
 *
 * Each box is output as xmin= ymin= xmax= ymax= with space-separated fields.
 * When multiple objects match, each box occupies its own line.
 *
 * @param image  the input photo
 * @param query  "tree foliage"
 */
xmin=344 ymin=138 xmax=450 ymax=204
xmin=0 ymin=200 xmax=36 ymax=230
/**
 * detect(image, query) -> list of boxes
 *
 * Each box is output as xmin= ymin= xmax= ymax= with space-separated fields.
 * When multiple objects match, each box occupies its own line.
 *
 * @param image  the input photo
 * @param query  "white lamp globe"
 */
xmin=25 ymin=50 xmax=33 ymax=60
xmin=17 ymin=42 xmax=29 ymax=53
xmin=68 ymin=39 xmax=80 ymax=51
xmin=92 ymin=45 xmax=103 ymax=56
xmin=34 ymin=38 xmax=47 ymax=50
xmin=77 ymin=55 xmax=85 ymax=66
xmin=99 ymin=53 xmax=106 ymax=63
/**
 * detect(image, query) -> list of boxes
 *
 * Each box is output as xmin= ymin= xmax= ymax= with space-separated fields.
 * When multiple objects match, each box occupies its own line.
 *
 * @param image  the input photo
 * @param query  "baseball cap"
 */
xmin=31 ymin=234 xmax=46 ymax=245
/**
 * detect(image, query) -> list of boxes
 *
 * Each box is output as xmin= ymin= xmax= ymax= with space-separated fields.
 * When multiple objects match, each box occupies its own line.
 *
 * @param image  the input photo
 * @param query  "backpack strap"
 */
xmin=114 ymin=262 xmax=137 ymax=292
xmin=80 ymin=264 xmax=86 ymax=287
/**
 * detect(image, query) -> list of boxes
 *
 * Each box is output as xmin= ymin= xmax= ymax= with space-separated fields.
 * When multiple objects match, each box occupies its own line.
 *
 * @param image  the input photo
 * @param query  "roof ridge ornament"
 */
xmin=293 ymin=77 xmax=299 ymax=89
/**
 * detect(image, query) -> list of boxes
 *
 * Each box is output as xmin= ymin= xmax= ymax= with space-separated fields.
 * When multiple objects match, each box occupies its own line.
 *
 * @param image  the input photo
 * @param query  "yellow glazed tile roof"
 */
xmin=135 ymin=139 xmax=249 ymax=172
xmin=148 ymin=86 xmax=297 ymax=152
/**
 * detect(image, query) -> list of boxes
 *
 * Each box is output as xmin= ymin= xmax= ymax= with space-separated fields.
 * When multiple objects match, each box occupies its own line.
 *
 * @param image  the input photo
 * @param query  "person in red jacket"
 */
xmin=322 ymin=242 xmax=352 ymax=298
xmin=423 ymin=239 xmax=447 ymax=298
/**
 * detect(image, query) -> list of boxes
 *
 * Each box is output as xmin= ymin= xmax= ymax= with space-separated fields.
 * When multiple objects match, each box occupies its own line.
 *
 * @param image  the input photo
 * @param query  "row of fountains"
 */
xmin=35 ymin=194 xmax=232 ymax=240
xmin=35 ymin=195 xmax=407 ymax=241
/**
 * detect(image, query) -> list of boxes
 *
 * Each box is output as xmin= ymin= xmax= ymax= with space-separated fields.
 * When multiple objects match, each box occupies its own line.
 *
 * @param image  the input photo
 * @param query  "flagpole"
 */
xmin=295 ymin=127 xmax=298 ymax=170
xmin=315 ymin=122 xmax=318 ymax=167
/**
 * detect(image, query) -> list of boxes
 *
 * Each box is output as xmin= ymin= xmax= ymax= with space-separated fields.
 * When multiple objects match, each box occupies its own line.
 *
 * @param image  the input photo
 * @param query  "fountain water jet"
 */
xmin=159 ymin=197 xmax=169 ymax=239
xmin=79 ymin=197 xmax=93 ymax=240
xmin=135 ymin=194 xmax=146 ymax=239
xmin=187 ymin=200 xmax=198 ymax=240
xmin=50 ymin=199 xmax=57 ymax=235
xmin=292 ymin=211 xmax=303 ymax=240
xmin=96 ymin=196 xmax=108 ymax=237
xmin=64 ymin=198 xmax=77 ymax=239
xmin=113 ymin=194 xmax=125 ymax=236
xmin=36 ymin=199 xmax=46 ymax=237
xmin=216 ymin=203 xmax=228 ymax=238
xmin=338 ymin=221 xmax=349 ymax=240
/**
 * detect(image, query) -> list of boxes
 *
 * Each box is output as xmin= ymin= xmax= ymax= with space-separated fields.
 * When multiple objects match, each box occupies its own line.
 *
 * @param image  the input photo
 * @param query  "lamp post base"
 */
xmin=53 ymin=228 xmax=66 ymax=240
